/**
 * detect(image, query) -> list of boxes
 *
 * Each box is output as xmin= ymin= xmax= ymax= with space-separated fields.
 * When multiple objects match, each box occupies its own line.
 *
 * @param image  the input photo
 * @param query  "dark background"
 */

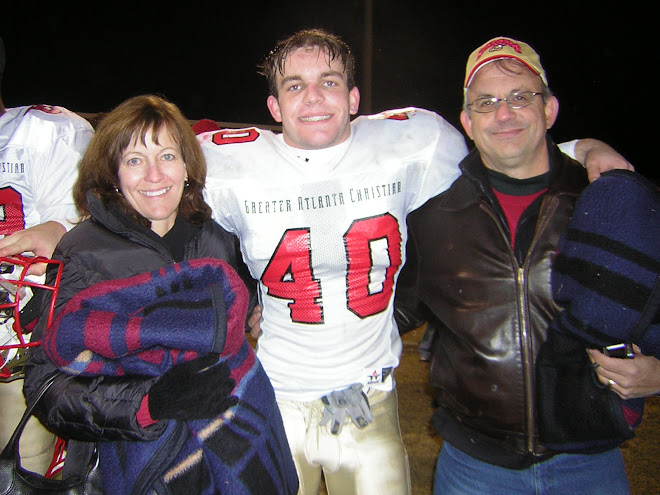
xmin=2 ymin=2 xmax=654 ymax=182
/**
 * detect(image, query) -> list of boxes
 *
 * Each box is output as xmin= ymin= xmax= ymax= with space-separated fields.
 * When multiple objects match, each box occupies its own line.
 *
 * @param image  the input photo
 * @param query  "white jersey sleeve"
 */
xmin=0 ymin=105 xmax=93 ymax=234
xmin=0 ymin=104 xmax=93 ymax=350
xmin=200 ymin=108 xmax=467 ymax=401
xmin=558 ymin=139 xmax=578 ymax=160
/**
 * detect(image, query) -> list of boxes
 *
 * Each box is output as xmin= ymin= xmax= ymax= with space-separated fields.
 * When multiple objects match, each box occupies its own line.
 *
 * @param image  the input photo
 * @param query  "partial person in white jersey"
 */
xmin=196 ymin=28 xmax=634 ymax=495
xmin=0 ymin=36 xmax=94 ymax=474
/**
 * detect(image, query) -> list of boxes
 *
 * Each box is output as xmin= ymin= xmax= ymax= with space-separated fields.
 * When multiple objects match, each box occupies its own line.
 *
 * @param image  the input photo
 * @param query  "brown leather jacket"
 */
xmin=399 ymin=138 xmax=589 ymax=468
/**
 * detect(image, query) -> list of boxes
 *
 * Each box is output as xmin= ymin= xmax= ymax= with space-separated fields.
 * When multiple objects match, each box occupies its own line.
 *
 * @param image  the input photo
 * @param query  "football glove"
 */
xmin=320 ymin=383 xmax=374 ymax=435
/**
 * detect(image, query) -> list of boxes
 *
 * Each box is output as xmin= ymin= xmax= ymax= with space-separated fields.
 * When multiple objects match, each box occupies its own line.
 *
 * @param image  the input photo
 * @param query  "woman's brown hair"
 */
xmin=73 ymin=94 xmax=211 ymax=227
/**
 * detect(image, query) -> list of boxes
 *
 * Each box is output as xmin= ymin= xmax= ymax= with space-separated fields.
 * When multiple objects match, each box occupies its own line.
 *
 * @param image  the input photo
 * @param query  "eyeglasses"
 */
xmin=467 ymin=91 xmax=543 ymax=113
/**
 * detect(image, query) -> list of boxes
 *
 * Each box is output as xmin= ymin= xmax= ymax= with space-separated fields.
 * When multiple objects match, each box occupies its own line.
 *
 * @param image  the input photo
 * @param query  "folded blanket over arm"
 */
xmin=537 ymin=170 xmax=659 ymax=453
xmin=43 ymin=258 xmax=298 ymax=495
xmin=550 ymin=169 xmax=660 ymax=357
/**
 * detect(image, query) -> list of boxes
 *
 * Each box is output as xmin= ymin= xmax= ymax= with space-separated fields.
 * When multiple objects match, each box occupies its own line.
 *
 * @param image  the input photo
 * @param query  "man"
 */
xmin=396 ymin=36 xmax=660 ymax=494
xmin=197 ymin=29 xmax=633 ymax=495
xmin=0 ymin=36 xmax=94 ymax=474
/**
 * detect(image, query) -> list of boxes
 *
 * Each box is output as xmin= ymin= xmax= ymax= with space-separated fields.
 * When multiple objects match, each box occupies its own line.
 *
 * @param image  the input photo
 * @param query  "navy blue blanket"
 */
xmin=550 ymin=170 xmax=659 ymax=357
xmin=43 ymin=258 xmax=298 ymax=495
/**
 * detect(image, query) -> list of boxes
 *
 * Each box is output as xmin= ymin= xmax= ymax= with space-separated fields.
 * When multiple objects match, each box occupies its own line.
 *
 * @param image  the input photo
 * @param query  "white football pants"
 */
xmin=277 ymin=387 xmax=411 ymax=495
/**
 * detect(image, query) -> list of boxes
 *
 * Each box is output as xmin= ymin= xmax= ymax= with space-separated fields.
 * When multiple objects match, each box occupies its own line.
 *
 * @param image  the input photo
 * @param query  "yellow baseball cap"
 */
xmin=464 ymin=37 xmax=547 ymax=88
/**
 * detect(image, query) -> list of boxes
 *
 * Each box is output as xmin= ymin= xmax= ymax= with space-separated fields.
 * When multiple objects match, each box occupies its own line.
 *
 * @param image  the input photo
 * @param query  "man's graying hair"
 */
xmin=258 ymin=28 xmax=356 ymax=98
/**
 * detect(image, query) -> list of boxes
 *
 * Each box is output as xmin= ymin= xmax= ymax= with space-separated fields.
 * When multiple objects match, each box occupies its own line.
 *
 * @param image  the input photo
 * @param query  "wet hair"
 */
xmin=73 ymin=94 xmax=211 ymax=226
xmin=258 ymin=28 xmax=356 ymax=98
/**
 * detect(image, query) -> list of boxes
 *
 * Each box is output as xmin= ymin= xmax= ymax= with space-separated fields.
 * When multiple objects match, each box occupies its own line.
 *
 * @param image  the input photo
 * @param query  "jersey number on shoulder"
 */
xmin=211 ymin=128 xmax=260 ymax=145
xmin=0 ymin=187 xmax=26 ymax=236
xmin=261 ymin=213 xmax=402 ymax=324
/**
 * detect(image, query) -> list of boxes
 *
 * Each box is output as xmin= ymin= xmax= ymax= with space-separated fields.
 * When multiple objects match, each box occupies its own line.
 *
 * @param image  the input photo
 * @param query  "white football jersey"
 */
xmin=0 ymin=105 xmax=93 ymax=233
xmin=0 ymin=105 xmax=93 ymax=351
xmin=200 ymin=107 xmax=467 ymax=401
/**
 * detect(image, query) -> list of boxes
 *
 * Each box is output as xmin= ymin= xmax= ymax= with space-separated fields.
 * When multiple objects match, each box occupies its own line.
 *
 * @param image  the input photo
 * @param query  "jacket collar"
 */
xmin=460 ymin=135 xmax=588 ymax=197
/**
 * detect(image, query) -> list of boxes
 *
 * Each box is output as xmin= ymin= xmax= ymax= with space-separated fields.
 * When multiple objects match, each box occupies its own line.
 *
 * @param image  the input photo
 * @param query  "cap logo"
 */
xmin=476 ymin=38 xmax=522 ymax=61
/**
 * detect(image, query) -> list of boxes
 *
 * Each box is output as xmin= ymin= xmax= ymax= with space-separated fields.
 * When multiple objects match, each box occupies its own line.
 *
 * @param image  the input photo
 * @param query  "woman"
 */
xmin=23 ymin=95 xmax=298 ymax=494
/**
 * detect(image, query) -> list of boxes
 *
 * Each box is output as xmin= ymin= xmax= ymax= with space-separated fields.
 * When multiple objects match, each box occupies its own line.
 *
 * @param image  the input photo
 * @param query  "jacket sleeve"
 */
xmin=394 ymin=220 xmax=428 ymax=333
xmin=232 ymin=235 xmax=259 ymax=327
xmin=202 ymin=221 xmax=259 ymax=329
xmin=24 ymin=347 xmax=165 ymax=442
xmin=23 ymin=252 xmax=167 ymax=443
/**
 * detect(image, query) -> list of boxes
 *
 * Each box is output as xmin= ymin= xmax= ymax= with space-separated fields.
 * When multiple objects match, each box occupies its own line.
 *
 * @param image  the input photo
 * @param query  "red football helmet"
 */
xmin=0 ymin=255 xmax=63 ymax=381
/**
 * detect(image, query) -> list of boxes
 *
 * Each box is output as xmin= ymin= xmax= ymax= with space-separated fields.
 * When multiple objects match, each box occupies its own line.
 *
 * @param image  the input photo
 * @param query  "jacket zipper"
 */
xmin=519 ymin=196 xmax=558 ymax=455
xmin=516 ymin=266 xmax=535 ymax=453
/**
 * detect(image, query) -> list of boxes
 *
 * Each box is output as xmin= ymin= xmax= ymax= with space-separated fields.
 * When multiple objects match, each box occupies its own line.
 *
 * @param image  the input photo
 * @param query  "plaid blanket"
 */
xmin=43 ymin=258 xmax=298 ymax=495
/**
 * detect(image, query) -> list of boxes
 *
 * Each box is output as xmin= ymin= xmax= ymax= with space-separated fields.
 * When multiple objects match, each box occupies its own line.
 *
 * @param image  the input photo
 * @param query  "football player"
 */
xmin=0 ymin=36 xmax=93 ymax=474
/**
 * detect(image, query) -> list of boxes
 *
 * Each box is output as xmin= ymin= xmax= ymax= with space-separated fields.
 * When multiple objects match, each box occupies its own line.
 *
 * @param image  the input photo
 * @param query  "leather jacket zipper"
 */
xmin=517 ymin=266 xmax=535 ymax=453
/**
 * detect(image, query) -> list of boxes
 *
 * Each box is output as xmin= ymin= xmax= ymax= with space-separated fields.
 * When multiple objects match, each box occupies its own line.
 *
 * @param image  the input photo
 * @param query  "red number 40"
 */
xmin=261 ymin=213 xmax=402 ymax=324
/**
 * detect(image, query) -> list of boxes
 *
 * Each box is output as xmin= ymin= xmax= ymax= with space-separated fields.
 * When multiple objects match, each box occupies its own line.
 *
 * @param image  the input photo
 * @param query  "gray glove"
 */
xmin=320 ymin=383 xmax=374 ymax=435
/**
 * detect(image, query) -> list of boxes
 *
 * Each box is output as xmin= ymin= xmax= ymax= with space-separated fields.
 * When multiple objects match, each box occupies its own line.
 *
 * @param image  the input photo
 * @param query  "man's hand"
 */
xmin=320 ymin=383 xmax=374 ymax=435
xmin=588 ymin=345 xmax=660 ymax=399
xmin=248 ymin=305 xmax=262 ymax=339
xmin=0 ymin=221 xmax=67 ymax=275
xmin=574 ymin=139 xmax=635 ymax=183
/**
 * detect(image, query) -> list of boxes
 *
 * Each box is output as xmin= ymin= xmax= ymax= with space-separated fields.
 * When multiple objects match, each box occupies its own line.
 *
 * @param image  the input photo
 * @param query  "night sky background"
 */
xmin=2 ymin=2 xmax=654 ymax=182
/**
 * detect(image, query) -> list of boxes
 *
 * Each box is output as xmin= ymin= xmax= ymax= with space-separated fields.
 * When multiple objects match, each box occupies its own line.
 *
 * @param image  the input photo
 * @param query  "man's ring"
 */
xmin=608 ymin=379 xmax=616 ymax=388
xmin=592 ymin=362 xmax=600 ymax=370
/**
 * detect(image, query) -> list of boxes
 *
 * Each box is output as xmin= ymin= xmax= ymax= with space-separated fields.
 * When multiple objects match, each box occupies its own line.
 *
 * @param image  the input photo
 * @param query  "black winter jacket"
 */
xmin=397 ymin=138 xmax=589 ymax=468
xmin=23 ymin=193 xmax=256 ymax=446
